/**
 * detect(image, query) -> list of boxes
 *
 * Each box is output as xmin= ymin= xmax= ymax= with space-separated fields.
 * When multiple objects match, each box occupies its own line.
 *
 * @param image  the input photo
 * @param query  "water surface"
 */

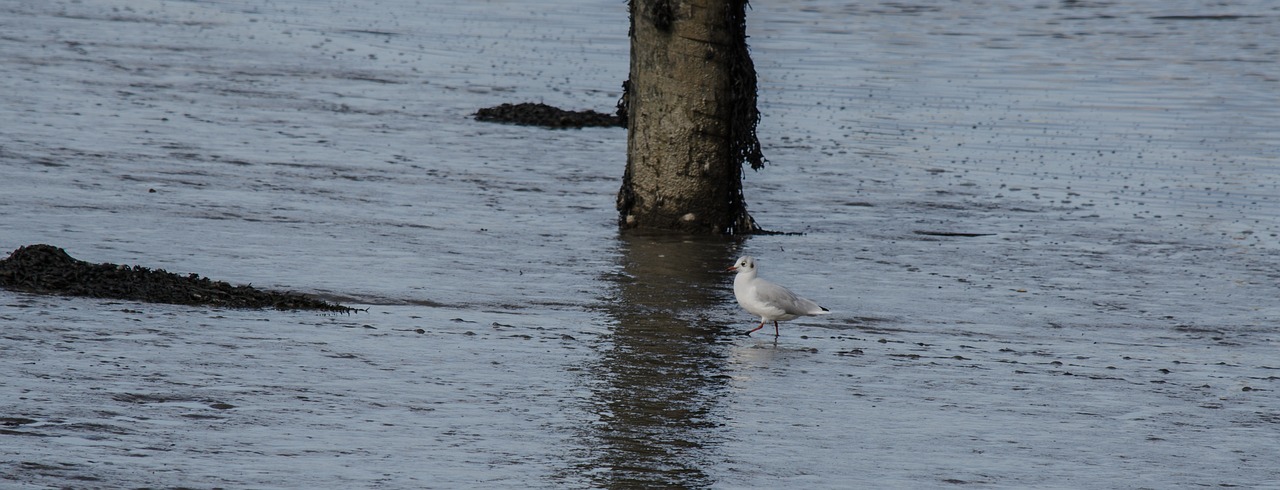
xmin=2 ymin=0 xmax=1278 ymax=488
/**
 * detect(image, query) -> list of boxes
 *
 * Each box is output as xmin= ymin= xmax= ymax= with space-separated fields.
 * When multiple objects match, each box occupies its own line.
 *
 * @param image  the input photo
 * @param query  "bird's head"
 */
xmin=727 ymin=256 xmax=756 ymax=273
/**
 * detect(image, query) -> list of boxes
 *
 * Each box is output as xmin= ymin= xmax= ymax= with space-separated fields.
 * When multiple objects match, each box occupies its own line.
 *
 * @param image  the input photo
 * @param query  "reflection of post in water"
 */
xmin=576 ymin=233 xmax=738 ymax=488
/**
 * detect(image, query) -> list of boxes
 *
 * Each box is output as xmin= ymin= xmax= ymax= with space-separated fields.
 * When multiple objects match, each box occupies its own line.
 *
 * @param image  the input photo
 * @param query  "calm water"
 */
xmin=2 ymin=0 xmax=1278 ymax=488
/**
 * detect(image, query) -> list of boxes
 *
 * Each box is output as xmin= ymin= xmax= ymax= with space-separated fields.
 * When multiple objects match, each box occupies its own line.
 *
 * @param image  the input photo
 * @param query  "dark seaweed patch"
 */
xmin=474 ymin=102 xmax=623 ymax=129
xmin=0 ymin=244 xmax=356 ymax=312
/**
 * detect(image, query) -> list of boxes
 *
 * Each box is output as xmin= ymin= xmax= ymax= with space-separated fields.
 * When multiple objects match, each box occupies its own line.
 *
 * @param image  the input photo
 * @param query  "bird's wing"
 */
xmin=753 ymin=279 xmax=822 ymax=315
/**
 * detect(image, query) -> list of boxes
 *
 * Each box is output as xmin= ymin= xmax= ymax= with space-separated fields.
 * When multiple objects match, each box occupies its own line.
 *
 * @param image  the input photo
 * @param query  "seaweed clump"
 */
xmin=0 ymin=244 xmax=356 ymax=313
xmin=474 ymin=102 xmax=623 ymax=129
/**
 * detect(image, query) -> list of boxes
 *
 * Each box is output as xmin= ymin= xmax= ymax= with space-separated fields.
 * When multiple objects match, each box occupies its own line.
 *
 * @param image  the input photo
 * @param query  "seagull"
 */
xmin=727 ymin=256 xmax=830 ymax=336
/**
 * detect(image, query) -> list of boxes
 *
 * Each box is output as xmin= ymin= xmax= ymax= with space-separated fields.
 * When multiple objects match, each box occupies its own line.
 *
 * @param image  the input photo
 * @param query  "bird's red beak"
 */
xmin=726 ymin=265 xmax=738 ymax=272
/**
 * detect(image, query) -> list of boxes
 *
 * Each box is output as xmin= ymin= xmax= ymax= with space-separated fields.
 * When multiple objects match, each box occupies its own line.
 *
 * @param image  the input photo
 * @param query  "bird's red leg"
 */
xmin=746 ymin=320 xmax=765 ymax=335
xmin=773 ymin=321 xmax=780 ymax=337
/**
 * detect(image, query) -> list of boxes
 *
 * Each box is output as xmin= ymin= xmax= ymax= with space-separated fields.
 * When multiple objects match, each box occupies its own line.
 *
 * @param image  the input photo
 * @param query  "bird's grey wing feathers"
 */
xmin=755 ymin=280 xmax=821 ymax=315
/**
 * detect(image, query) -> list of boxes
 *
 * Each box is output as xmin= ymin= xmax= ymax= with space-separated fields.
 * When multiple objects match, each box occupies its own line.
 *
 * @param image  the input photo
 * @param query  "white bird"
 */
xmin=727 ymin=256 xmax=830 ymax=336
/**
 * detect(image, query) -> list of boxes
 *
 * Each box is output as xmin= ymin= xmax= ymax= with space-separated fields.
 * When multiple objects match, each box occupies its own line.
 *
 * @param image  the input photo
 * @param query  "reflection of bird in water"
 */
xmin=727 ymin=256 xmax=830 ymax=336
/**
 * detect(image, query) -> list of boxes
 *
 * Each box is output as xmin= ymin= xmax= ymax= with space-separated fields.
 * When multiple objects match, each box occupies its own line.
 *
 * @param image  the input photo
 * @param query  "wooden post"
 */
xmin=618 ymin=0 xmax=764 ymax=234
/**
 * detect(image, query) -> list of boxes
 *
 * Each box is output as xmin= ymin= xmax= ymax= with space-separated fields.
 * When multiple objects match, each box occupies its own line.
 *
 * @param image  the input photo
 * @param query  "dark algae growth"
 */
xmin=474 ymin=102 xmax=623 ymax=129
xmin=0 ymin=244 xmax=356 ymax=312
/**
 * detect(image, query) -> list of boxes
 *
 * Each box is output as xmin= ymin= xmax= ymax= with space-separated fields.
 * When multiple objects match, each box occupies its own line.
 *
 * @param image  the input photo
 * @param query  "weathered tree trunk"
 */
xmin=617 ymin=0 xmax=765 ymax=235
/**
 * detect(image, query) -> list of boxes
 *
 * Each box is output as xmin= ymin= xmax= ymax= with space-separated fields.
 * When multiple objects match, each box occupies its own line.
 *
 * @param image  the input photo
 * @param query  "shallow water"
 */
xmin=2 ymin=0 xmax=1278 ymax=488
